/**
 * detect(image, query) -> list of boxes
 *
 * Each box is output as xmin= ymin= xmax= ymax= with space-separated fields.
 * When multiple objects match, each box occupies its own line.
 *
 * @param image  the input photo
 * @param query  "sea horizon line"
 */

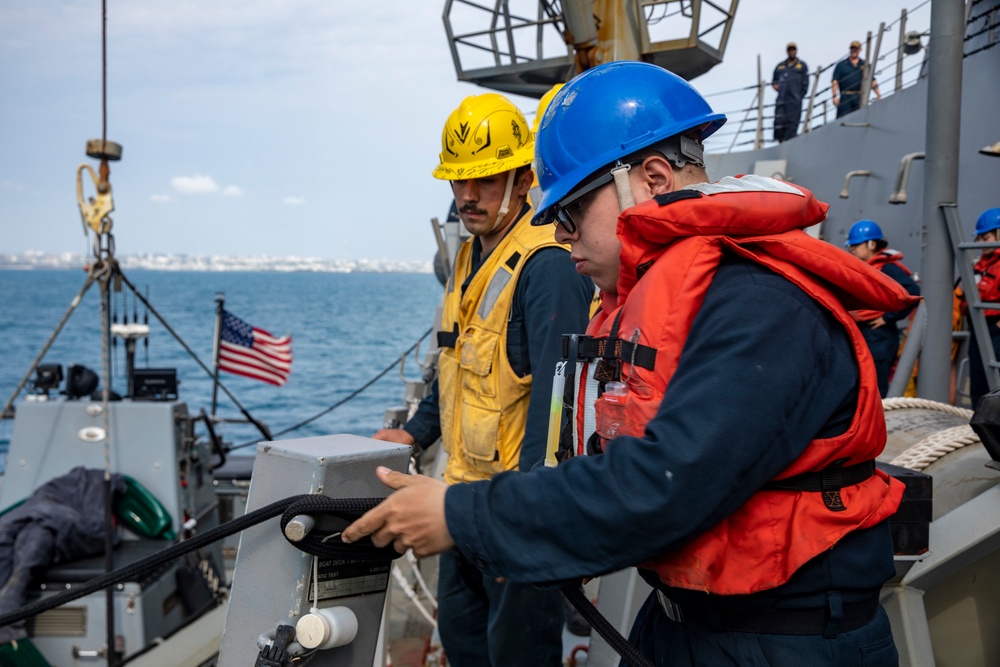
xmin=0 ymin=251 xmax=434 ymax=274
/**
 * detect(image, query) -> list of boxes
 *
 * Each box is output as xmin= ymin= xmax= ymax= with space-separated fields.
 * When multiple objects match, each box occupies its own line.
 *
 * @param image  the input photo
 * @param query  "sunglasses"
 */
xmin=541 ymin=160 xmax=641 ymax=234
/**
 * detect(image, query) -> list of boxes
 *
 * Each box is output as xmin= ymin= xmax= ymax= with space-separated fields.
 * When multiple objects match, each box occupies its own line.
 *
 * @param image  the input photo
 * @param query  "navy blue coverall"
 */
xmin=832 ymin=58 xmax=868 ymax=118
xmin=858 ymin=261 xmax=921 ymax=397
xmin=404 ymin=218 xmax=594 ymax=667
xmin=444 ymin=258 xmax=899 ymax=667
xmin=772 ymin=57 xmax=809 ymax=141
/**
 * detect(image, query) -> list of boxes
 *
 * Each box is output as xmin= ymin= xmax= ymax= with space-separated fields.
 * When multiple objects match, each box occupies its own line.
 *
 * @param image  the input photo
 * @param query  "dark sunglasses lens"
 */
xmin=555 ymin=208 xmax=576 ymax=234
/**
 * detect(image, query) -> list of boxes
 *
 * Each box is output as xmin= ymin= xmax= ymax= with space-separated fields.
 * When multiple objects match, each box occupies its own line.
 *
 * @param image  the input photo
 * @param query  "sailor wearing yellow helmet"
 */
xmin=372 ymin=92 xmax=593 ymax=665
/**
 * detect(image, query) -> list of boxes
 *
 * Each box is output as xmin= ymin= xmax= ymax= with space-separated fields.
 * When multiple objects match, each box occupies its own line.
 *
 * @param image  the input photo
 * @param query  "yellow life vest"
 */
xmin=437 ymin=209 xmax=565 ymax=483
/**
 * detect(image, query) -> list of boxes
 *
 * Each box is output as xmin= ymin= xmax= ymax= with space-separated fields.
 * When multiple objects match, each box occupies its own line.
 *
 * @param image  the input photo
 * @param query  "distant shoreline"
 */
xmin=0 ymin=253 xmax=433 ymax=274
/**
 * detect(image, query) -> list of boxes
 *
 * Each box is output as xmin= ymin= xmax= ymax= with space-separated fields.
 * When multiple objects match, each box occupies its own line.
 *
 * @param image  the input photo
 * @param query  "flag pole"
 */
xmin=211 ymin=292 xmax=224 ymax=417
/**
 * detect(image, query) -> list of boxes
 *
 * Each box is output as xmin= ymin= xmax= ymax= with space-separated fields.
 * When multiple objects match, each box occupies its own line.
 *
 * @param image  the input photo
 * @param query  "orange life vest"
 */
xmin=569 ymin=176 xmax=916 ymax=595
xmin=850 ymin=249 xmax=913 ymax=323
xmin=975 ymin=251 xmax=1000 ymax=318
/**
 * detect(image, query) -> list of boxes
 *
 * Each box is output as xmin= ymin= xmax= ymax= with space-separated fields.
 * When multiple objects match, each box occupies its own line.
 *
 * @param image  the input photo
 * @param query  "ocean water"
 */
xmin=0 ymin=269 xmax=444 ymax=458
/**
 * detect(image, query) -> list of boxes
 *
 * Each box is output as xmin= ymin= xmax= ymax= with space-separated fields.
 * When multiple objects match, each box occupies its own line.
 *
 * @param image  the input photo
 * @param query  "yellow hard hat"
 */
xmin=533 ymin=83 xmax=565 ymax=135
xmin=433 ymin=93 xmax=534 ymax=181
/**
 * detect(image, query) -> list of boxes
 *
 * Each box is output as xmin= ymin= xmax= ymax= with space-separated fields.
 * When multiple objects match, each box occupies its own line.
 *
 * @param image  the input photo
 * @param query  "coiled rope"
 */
xmin=278 ymin=495 xmax=399 ymax=562
xmin=882 ymin=397 xmax=979 ymax=471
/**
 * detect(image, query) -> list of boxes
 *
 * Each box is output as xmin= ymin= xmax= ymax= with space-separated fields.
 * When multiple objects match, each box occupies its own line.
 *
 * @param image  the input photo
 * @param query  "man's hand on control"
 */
xmin=342 ymin=467 xmax=454 ymax=558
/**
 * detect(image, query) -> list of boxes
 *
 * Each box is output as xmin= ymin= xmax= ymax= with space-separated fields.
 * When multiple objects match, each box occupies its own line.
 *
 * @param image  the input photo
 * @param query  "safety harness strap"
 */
xmin=655 ymin=590 xmax=878 ymax=637
xmin=764 ymin=460 xmax=876 ymax=492
xmin=763 ymin=460 xmax=876 ymax=512
xmin=560 ymin=335 xmax=657 ymax=371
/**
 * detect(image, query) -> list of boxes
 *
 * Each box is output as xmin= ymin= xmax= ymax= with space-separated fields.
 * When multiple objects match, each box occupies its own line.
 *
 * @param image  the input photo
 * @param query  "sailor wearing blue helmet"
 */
xmin=845 ymin=219 xmax=885 ymax=247
xmin=843 ymin=220 xmax=921 ymax=397
xmin=969 ymin=208 xmax=1000 ymax=407
xmin=975 ymin=207 xmax=1000 ymax=238
xmin=345 ymin=61 xmax=915 ymax=667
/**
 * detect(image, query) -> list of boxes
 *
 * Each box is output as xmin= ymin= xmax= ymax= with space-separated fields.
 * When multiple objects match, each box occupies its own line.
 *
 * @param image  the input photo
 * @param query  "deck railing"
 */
xmin=703 ymin=1 xmax=985 ymax=154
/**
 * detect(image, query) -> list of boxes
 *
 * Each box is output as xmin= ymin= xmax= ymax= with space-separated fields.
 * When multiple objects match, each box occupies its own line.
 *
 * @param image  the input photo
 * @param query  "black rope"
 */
xmin=2 ymin=492 xmax=656 ymax=667
xmin=279 ymin=495 xmax=400 ymax=563
xmin=562 ymin=584 xmax=654 ymax=667
xmin=229 ymin=325 xmax=434 ymax=450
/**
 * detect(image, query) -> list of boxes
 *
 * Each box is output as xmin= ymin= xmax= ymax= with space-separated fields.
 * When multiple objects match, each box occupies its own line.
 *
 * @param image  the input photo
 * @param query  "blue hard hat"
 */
xmin=845 ymin=219 xmax=885 ymax=246
xmin=530 ymin=61 xmax=726 ymax=223
xmin=975 ymin=208 xmax=1000 ymax=236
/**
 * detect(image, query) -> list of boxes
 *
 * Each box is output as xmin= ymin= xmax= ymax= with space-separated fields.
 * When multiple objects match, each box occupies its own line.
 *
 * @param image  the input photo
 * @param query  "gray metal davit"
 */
xmin=443 ymin=0 xmax=738 ymax=98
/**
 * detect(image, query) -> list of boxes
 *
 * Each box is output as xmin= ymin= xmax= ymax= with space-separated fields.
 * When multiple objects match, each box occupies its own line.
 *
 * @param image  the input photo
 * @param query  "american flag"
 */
xmin=217 ymin=310 xmax=292 ymax=386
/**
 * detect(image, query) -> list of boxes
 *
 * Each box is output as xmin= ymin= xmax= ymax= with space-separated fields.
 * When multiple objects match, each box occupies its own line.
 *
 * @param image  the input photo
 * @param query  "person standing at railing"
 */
xmin=772 ymin=42 xmax=809 ymax=142
xmin=832 ymin=40 xmax=881 ymax=118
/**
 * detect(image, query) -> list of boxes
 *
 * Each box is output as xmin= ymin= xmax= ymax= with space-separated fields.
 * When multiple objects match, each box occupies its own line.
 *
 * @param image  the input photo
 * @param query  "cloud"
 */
xmin=171 ymin=174 xmax=220 ymax=194
xmin=1 ymin=181 xmax=26 ymax=192
xmin=283 ymin=196 xmax=305 ymax=206
xmin=222 ymin=185 xmax=244 ymax=197
xmin=150 ymin=194 xmax=174 ymax=203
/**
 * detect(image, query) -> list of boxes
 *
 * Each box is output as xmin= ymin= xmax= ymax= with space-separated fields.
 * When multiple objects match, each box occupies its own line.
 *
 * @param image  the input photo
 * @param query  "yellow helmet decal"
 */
xmin=433 ymin=93 xmax=535 ymax=181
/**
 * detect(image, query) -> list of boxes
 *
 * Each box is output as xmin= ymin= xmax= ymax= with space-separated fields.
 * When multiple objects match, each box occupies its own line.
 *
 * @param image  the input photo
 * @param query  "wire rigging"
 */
xmin=229 ymin=326 xmax=435 ymax=451
xmin=101 ymin=0 xmax=107 ymax=145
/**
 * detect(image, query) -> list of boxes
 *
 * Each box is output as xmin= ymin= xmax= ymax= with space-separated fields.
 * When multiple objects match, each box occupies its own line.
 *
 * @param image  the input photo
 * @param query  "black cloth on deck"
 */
xmin=0 ymin=466 xmax=124 ymax=643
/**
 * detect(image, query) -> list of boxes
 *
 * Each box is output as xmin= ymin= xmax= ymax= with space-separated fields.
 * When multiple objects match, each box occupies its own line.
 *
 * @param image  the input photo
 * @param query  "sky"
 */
xmin=0 ymin=1 xmax=931 ymax=263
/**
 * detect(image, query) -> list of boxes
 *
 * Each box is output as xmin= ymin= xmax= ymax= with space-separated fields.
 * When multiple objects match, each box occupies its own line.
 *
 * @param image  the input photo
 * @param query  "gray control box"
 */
xmin=219 ymin=434 xmax=409 ymax=666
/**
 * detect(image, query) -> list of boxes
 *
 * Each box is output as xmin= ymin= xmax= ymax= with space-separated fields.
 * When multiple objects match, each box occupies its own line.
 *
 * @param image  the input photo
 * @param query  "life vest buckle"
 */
xmin=763 ymin=460 xmax=876 ymax=512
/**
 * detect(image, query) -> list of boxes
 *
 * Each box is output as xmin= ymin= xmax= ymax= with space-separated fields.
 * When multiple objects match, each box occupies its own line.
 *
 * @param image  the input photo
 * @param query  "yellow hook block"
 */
xmin=76 ymin=139 xmax=122 ymax=236
xmin=76 ymin=163 xmax=114 ymax=235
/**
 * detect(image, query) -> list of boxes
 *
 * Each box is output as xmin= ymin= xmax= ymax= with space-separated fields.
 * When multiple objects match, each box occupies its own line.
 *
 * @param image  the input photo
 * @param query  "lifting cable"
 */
xmin=0 ymin=492 xmax=654 ymax=667
xmin=97 ymin=2 xmax=117 ymax=663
